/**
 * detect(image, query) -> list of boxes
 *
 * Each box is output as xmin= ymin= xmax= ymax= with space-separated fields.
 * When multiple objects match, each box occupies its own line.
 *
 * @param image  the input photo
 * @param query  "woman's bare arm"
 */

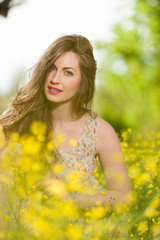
xmin=95 ymin=117 xmax=131 ymax=204
xmin=70 ymin=117 xmax=131 ymax=208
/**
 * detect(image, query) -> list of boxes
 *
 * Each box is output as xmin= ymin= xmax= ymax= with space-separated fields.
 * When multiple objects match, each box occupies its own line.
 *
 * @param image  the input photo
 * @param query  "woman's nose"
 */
xmin=50 ymin=71 xmax=60 ymax=84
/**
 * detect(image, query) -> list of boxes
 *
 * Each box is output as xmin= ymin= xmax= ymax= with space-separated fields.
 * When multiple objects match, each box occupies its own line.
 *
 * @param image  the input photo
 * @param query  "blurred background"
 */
xmin=0 ymin=0 xmax=160 ymax=133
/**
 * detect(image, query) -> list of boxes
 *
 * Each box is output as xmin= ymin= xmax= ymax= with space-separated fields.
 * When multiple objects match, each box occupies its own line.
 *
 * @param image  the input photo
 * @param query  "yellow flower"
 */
xmin=136 ymin=172 xmax=151 ymax=185
xmin=21 ymin=209 xmax=25 ymax=214
xmin=144 ymin=196 xmax=159 ymax=218
xmin=10 ymin=132 xmax=19 ymax=142
xmin=145 ymin=160 xmax=156 ymax=172
xmin=4 ymin=215 xmax=10 ymax=222
xmin=101 ymin=191 xmax=106 ymax=196
xmin=62 ymin=202 xmax=79 ymax=219
xmin=66 ymin=171 xmax=85 ymax=192
xmin=67 ymin=179 xmax=83 ymax=192
xmin=121 ymin=131 xmax=128 ymax=141
xmin=65 ymin=224 xmax=82 ymax=240
xmin=45 ymin=179 xmax=67 ymax=198
xmin=0 ymin=124 xmax=5 ymax=147
xmin=156 ymin=132 xmax=160 ymax=138
xmin=121 ymin=142 xmax=128 ymax=148
xmin=150 ymin=197 xmax=160 ymax=208
xmin=95 ymin=173 xmax=99 ymax=177
xmin=86 ymin=206 xmax=105 ymax=219
xmin=55 ymin=133 xmax=66 ymax=146
xmin=16 ymin=186 xmax=26 ymax=197
xmin=52 ymin=163 xmax=63 ymax=174
xmin=130 ymin=190 xmax=137 ymax=204
xmin=47 ymin=141 xmax=54 ymax=150
xmin=96 ymin=200 xmax=102 ymax=206
xmin=144 ymin=206 xmax=157 ymax=218
xmin=127 ymin=128 xmax=132 ymax=133
xmin=66 ymin=171 xmax=82 ymax=183
xmin=0 ymin=174 xmax=10 ymax=184
xmin=103 ymin=220 xmax=115 ymax=232
xmin=21 ymin=136 xmax=41 ymax=154
xmin=32 ymin=217 xmax=50 ymax=234
xmin=43 ymin=194 xmax=48 ymax=200
xmin=151 ymin=223 xmax=160 ymax=237
xmin=30 ymin=121 xmax=47 ymax=136
xmin=135 ymin=142 xmax=139 ymax=147
xmin=114 ymin=203 xmax=128 ymax=214
xmin=69 ymin=139 xmax=77 ymax=147
xmin=37 ymin=134 xmax=45 ymax=142
xmin=137 ymin=220 xmax=148 ymax=233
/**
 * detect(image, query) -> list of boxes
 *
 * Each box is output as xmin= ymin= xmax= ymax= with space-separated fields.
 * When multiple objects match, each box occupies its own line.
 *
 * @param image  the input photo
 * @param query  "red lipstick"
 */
xmin=48 ymin=86 xmax=62 ymax=94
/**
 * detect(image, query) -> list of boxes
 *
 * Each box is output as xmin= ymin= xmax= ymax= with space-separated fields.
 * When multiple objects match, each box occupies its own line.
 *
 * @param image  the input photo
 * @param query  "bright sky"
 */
xmin=0 ymin=0 xmax=134 ymax=95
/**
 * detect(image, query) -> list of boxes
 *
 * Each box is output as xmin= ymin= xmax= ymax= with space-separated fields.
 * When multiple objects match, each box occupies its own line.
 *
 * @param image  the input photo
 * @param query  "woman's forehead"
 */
xmin=54 ymin=51 xmax=80 ymax=68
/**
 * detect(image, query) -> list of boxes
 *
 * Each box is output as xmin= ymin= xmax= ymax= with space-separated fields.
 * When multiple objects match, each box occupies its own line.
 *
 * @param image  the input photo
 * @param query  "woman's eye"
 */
xmin=51 ymin=66 xmax=56 ymax=71
xmin=65 ymin=71 xmax=73 ymax=76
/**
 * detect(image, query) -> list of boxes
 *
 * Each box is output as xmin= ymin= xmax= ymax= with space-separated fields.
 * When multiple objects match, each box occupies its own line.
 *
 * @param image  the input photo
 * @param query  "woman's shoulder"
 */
xmin=86 ymin=110 xmax=119 ymax=142
xmin=96 ymin=116 xmax=121 ymax=155
xmin=87 ymin=110 xmax=116 ymax=135
xmin=96 ymin=116 xmax=116 ymax=134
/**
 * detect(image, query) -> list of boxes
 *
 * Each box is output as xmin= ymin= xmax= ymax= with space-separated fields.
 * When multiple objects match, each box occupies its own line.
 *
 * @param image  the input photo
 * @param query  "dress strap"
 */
xmin=88 ymin=110 xmax=98 ymax=119
xmin=79 ymin=110 xmax=98 ymax=153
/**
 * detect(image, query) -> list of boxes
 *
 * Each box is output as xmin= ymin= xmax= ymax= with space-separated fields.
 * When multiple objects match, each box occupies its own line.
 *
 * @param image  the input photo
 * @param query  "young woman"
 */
xmin=0 ymin=34 xmax=131 ymax=208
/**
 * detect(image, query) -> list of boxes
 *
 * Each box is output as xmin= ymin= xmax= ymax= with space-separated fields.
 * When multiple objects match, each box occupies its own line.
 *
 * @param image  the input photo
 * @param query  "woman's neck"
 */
xmin=49 ymin=102 xmax=77 ymax=126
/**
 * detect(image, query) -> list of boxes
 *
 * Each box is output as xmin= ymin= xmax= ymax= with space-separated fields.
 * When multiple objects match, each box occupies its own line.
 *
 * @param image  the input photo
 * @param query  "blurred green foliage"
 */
xmin=0 ymin=68 xmax=26 ymax=114
xmin=0 ymin=94 xmax=11 ymax=115
xmin=1 ymin=0 xmax=160 ymax=134
xmin=94 ymin=0 xmax=160 ymax=133
xmin=0 ymin=85 xmax=15 ymax=115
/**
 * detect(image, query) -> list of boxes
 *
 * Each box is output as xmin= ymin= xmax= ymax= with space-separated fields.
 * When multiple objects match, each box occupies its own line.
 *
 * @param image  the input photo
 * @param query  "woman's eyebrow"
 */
xmin=63 ymin=67 xmax=76 ymax=72
xmin=53 ymin=63 xmax=76 ymax=72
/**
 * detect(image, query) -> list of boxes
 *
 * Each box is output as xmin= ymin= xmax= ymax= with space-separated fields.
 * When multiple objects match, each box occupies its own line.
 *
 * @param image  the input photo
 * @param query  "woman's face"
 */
xmin=44 ymin=51 xmax=81 ymax=105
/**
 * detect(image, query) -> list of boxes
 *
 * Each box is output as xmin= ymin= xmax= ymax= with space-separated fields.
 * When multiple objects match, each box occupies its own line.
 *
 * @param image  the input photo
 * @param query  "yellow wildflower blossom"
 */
xmin=136 ymin=172 xmax=151 ymax=185
xmin=62 ymin=201 xmax=79 ymax=219
xmin=30 ymin=121 xmax=47 ymax=136
xmin=10 ymin=132 xmax=19 ymax=142
xmin=45 ymin=178 xmax=67 ymax=198
xmin=4 ymin=215 xmax=10 ymax=222
xmin=47 ymin=141 xmax=54 ymax=150
xmin=66 ymin=171 xmax=82 ymax=183
xmin=151 ymin=223 xmax=160 ymax=237
xmin=69 ymin=139 xmax=77 ymax=147
xmin=144 ymin=206 xmax=157 ymax=218
xmin=52 ymin=163 xmax=63 ymax=174
xmin=104 ymin=220 xmax=115 ymax=232
xmin=127 ymin=128 xmax=132 ymax=133
xmin=137 ymin=220 xmax=148 ymax=233
xmin=54 ymin=133 xmax=66 ymax=146
xmin=67 ymin=179 xmax=83 ymax=192
xmin=145 ymin=160 xmax=157 ymax=172
xmin=0 ymin=124 xmax=5 ymax=147
xmin=86 ymin=206 xmax=105 ymax=219
xmin=65 ymin=224 xmax=82 ymax=240
xmin=150 ymin=197 xmax=160 ymax=208
xmin=21 ymin=136 xmax=41 ymax=154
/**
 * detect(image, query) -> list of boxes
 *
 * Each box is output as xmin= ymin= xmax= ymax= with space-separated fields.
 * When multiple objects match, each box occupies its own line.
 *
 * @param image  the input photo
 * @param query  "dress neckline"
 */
xmin=58 ymin=111 xmax=89 ymax=153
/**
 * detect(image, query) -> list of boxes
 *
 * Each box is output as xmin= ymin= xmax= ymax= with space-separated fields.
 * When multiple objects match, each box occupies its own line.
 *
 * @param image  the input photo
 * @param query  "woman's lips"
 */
xmin=48 ymin=86 xmax=62 ymax=94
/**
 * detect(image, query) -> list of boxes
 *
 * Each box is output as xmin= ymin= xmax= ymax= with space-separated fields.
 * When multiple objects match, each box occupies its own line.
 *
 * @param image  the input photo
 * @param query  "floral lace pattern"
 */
xmin=55 ymin=110 xmax=103 ymax=192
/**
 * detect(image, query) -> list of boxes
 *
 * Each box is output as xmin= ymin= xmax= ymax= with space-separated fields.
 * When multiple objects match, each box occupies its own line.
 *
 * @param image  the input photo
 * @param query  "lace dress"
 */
xmin=54 ymin=110 xmax=103 ymax=193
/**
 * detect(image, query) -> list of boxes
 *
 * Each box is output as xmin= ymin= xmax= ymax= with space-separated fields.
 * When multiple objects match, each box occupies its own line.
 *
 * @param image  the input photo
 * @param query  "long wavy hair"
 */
xmin=0 ymin=34 xmax=97 ymax=140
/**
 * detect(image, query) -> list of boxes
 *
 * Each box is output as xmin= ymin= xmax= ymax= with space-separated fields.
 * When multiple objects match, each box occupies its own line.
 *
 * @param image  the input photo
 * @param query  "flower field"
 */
xmin=0 ymin=122 xmax=159 ymax=240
